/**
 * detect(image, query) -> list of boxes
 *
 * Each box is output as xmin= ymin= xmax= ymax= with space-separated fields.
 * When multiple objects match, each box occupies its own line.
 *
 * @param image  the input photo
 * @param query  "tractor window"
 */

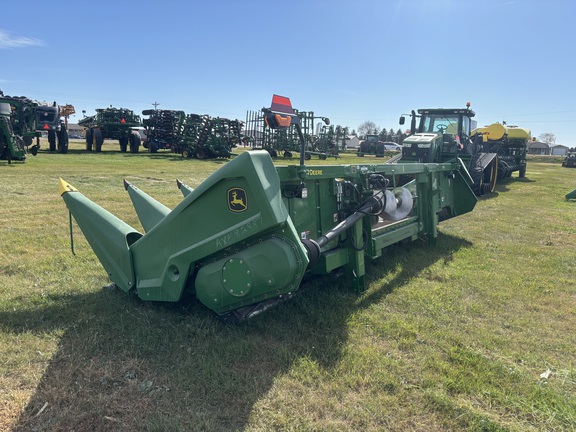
xmin=461 ymin=116 xmax=471 ymax=138
xmin=421 ymin=114 xmax=459 ymax=135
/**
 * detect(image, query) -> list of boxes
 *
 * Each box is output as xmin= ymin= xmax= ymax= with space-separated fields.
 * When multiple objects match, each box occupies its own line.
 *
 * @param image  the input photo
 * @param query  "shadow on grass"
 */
xmin=6 ymin=232 xmax=471 ymax=431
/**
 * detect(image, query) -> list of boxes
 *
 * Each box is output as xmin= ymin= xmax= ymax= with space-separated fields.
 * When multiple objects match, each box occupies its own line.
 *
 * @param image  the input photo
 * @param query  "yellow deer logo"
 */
xmin=228 ymin=188 xmax=247 ymax=212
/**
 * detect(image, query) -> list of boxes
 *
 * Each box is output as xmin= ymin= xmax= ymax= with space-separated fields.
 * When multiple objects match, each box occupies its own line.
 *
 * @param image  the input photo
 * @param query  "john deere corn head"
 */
xmin=60 ymin=95 xmax=477 ymax=321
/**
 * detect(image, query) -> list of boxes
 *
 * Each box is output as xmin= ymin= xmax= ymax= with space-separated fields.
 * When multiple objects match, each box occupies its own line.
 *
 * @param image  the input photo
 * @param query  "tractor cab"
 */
xmin=399 ymin=105 xmax=477 ymax=163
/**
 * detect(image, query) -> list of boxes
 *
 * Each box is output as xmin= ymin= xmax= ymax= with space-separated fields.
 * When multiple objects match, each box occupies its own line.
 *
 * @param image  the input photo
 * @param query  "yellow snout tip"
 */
xmin=58 ymin=178 xmax=78 ymax=196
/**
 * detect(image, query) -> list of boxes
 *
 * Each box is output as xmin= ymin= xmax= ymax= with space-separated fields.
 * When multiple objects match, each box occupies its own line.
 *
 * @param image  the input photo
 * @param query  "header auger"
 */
xmin=60 ymin=95 xmax=477 ymax=322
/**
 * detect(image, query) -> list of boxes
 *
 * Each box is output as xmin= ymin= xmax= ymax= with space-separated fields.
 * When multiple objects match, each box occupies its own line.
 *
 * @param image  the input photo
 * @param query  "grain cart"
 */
xmin=0 ymin=101 xmax=26 ymax=163
xmin=141 ymin=109 xmax=185 ymax=153
xmin=78 ymin=107 xmax=142 ymax=153
xmin=59 ymin=95 xmax=477 ymax=322
xmin=399 ymin=104 xmax=498 ymax=196
xmin=471 ymin=122 xmax=530 ymax=179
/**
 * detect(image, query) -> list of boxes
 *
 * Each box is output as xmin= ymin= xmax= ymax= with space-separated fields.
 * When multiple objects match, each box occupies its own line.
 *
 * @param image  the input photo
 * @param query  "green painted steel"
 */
xmin=566 ymin=189 xmax=576 ymax=200
xmin=124 ymin=180 xmax=170 ymax=232
xmin=59 ymin=179 xmax=141 ymax=292
xmin=78 ymin=107 xmax=142 ymax=153
xmin=0 ymin=103 xmax=27 ymax=163
xmin=60 ymin=96 xmax=479 ymax=321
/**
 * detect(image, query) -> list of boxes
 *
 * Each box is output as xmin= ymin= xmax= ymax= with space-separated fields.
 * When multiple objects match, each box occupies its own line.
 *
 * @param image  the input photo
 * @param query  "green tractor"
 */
xmin=399 ymin=104 xmax=499 ymax=196
xmin=79 ymin=107 xmax=142 ymax=153
xmin=59 ymin=95 xmax=478 ymax=322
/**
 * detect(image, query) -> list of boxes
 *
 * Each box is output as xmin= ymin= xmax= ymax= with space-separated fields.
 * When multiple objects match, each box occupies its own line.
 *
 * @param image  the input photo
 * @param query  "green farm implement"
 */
xmin=142 ymin=109 xmax=241 ymax=159
xmin=79 ymin=107 xmax=142 ymax=153
xmin=0 ymin=101 xmax=27 ymax=163
xmin=36 ymin=101 xmax=75 ymax=154
xmin=245 ymin=108 xmax=339 ymax=159
xmin=141 ymin=109 xmax=185 ymax=153
xmin=471 ymin=122 xmax=530 ymax=179
xmin=60 ymin=95 xmax=477 ymax=321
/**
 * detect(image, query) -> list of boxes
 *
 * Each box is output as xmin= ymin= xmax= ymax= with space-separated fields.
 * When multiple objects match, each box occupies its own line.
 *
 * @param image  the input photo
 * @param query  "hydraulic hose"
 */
xmin=315 ymin=195 xmax=384 ymax=248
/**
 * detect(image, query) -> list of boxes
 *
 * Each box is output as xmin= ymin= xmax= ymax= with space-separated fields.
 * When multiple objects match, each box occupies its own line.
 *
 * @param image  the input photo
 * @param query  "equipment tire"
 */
xmin=57 ymin=129 xmax=69 ymax=154
xmin=119 ymin=137 xmax=128 ymax=152
xmin=48 ymin=130 xmax=57 ymax=151
xmin=519 ymin=164 xmax=526 ymax=178
xmin=93 ymin=129 xmax=104 ymax=152
xmin=196 ymin=148 xmax=207 ymax=159
xmin=129 ymin=131 xmax=141 ymax=153
xmin=85 ymin=129 xmax=93 ymax=151
xmin=182 ymin=147 xmax=192 ymax=158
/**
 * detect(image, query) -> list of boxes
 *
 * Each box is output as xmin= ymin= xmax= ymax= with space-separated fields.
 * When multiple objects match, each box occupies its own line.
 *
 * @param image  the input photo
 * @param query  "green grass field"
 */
xmin=1 ymin=141 xmax=575 ymax=431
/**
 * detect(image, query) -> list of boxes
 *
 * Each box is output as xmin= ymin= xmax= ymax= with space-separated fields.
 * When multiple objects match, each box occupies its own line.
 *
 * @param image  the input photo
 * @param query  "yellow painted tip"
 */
xmin=58 ymin=178 xmax=78 ymax=196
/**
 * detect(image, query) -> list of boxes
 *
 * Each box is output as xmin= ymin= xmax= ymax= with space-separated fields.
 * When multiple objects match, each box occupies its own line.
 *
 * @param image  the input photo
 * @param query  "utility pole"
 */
xmin=152 ymin=101 xmax=160 ymax=110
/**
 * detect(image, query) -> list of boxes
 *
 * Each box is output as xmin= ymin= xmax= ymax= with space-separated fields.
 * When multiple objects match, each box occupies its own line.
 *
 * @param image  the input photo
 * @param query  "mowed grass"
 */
xmin=1 ymin=141 xmax=575 ymax=431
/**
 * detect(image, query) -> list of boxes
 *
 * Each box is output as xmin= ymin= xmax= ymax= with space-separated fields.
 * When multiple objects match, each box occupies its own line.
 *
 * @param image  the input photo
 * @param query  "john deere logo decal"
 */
xmin=228 ymin=188 xmax=247 ymax=212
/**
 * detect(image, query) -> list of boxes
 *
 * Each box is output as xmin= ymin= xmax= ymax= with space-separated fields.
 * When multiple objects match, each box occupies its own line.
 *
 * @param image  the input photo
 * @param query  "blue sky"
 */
xmin=2 ymin=0 xmax=575 ymax=146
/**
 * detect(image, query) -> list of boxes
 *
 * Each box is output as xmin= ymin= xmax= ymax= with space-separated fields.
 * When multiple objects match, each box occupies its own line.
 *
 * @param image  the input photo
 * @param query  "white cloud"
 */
xmin=0 ymin=30 xmax=43 ymax=49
